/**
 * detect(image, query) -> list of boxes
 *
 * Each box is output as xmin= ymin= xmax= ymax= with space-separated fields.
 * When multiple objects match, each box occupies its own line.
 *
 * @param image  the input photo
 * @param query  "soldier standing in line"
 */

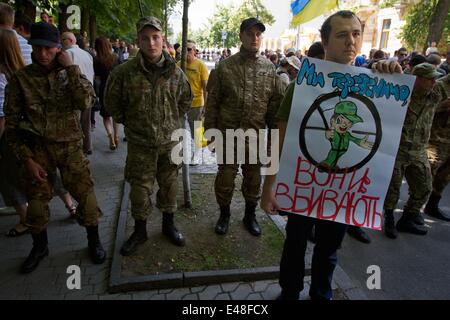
xmin=424 ymin=96 xmax=450 ymax=221
xmin=4 ymin=22 xmax=106 ymax=273
xmin=105 ymin=17 xmax=192 ymax=255
xmin=383 ymin=63 xmax=450 ymax=239
xmin=204 ymin=17 xmax=284 ymax=236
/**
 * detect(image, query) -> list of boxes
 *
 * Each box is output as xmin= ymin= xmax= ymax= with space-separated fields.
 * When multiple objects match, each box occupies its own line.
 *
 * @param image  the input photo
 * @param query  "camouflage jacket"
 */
xmin=104 ymin=50 xmax=192 ymax=147
xmin=4 ymin=63 xmax=95 ymax=161
xmin=400 ymin=73 xmax=450 ymax=152
xmin=204 ymin=46 xmax=284 ymax=134
xmin=429 ymin=76 xmax=450 ymax=145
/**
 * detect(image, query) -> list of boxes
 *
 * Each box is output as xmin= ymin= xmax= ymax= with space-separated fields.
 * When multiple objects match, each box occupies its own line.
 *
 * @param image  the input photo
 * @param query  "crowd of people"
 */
xmin=0 ymin=2 xmax=449 ymax=301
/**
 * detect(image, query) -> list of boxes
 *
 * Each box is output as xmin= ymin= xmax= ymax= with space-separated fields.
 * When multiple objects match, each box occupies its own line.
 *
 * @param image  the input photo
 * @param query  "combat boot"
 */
xmin=215 ymin=205 xmax=230 ymax=235
xmin=243 ymin=203 xmax=261 ymax=236
xmin=410 ymin=211 xmax=425 ymax=225
xmin=424 ymin=192 xmax=450 ymax=221
xmin=86 ymin=225 xmax=106 ymax=264
xmin=21 ymin=230 xmax=49 ymax=274
xmin=384 ymin=210 xmax=398 ymax=239
xmin=120 ymin=219 xmax=148 ymax=256
xmin=396 ymin=212 xmax=427 ymax=235
xmin=162 ymin=212 xmax=185 ymax=246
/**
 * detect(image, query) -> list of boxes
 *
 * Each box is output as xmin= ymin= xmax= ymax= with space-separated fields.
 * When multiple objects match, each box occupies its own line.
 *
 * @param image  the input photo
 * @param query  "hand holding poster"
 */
xmin=275 ymin=58 xmax=416 ymax=230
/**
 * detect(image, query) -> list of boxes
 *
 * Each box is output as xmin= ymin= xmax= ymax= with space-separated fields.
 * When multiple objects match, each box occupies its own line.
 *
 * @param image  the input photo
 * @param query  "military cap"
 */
xmin=334 ymin=101 xmax=363 ymax=124
xmin=240 ymin=17 xmax=265 ymax=33
xmin=28 ymin=22 xmax=60 ymax=48
xmin=136 ymin=16 xmax=163 ymax=33
xmin=412 ymin=63 xmax=442 ymax=79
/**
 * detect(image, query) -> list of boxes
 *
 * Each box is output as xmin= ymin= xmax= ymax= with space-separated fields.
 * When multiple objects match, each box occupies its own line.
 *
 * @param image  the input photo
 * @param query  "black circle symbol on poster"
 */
xmin=299 ymin=90 xmax=382 ymax=174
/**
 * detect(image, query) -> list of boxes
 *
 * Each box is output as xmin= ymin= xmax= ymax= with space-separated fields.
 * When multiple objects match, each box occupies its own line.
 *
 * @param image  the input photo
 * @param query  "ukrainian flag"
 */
xmin=291 ymin=0 xmax=339 ymax=26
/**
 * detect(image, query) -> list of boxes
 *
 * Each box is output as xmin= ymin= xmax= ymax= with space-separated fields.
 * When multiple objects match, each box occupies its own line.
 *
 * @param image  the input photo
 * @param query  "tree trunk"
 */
xmin=181 ymin=0 xmax=191 ymax=208
xmin=58 ymin=3 xmax=69 ymax=33
xmin=23 ymin=0 xmax=36 ymax=22
xmin=423 ymin=0 xmax=450 ymax=53
xmin=81 ymin=7 xmax=90 ymax=38
xmin=89 ymin=13 xmax=97 ymax=49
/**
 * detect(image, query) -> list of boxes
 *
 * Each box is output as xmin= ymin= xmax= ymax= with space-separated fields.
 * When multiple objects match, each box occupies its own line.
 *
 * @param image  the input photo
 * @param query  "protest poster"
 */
xmin=275 ymin=58 xmax=416 ymax=230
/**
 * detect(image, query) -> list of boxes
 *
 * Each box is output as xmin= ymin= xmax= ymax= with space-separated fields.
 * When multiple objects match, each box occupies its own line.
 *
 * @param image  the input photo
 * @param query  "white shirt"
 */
xmin=66 ymin=45 xmax=94 ymax=85
xmin=13 ymin=30 xmax=32 ymax=65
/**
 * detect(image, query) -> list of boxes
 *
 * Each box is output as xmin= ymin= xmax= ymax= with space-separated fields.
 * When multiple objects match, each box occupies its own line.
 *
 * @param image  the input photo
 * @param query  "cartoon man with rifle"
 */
xmin=319 ymin=101 xmax=373 ymax=170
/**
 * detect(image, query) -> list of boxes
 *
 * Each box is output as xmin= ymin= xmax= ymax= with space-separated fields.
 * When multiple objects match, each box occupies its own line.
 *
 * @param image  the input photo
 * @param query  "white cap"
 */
xmin=286 ymin=56 xmax=301 ymax=70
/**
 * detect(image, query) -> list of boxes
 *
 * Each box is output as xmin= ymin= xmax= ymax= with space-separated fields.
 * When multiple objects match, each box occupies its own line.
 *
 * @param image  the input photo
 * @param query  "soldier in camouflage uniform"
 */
xmin=4 ymin=22 xmax=106 ymax=274
xmin=204 ymin=17 xmax=284 ymax=236
xmin=104 ymin=17 xmax=192 ymax=255
xmin=384 ymin=63 xmax=450 ymax=238
xmin=424 ymin=95 xmax=450 ymax=221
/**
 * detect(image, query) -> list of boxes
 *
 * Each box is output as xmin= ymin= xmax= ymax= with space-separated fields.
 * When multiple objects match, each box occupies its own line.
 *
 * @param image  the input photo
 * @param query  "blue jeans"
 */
xmin=279 ymin=213 xmax=347 ymax=300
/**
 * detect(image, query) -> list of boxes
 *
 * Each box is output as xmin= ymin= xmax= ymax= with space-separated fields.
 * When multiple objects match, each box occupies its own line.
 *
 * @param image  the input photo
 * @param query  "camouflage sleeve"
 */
xmin=436 ymin=73 xmax=450 ymax=102
xmin=3 ymin=75 xmax=34 ymax=161
xmin=177 ymin=71 xmax=193 ymax=115
xmin=104 ymin=68 xmax=125 ymax=124
xmin=66 ymin=65 xmax=95 ymax=111
xmin=266 ymin=73 xmax=284 ymax=129
xmin=204 ymin=67 xmax=220 ymax=132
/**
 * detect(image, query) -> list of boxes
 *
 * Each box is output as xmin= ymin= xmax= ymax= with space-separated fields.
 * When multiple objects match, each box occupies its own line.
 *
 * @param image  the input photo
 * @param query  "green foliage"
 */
xmin=191 ymin=0 xmax=275 ymax=49
xmin=400 ymin=0 xmax=450 ymax=50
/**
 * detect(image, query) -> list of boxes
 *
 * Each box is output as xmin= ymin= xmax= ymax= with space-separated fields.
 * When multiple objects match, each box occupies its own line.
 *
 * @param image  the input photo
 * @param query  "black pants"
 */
xmin=279 ymin=213 xmax=347 ymax=300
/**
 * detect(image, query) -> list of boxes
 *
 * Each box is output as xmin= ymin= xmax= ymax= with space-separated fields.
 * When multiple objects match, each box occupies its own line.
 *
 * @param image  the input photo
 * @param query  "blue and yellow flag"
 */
xmin=291 ymin=0 xmax=338 ymax=26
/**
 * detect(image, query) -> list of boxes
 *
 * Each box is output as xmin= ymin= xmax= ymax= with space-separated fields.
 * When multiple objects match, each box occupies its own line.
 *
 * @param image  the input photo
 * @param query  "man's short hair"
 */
xmin=398 ymin=47 xmax=407 ymax=53
xmin=0 ymin=3 xmax=15 ymax=26
xmin=427 ymin=53 xmax=442 ymax=66
xmin=320 ymin=10 xmax=361 ymax=43
xmin=269 ymin=54 xmax=278 ymax=62
xmin=14 ymin=12 xmax=32 ymax=33
xmin=174 ymin=43 xmax=180 ymax=50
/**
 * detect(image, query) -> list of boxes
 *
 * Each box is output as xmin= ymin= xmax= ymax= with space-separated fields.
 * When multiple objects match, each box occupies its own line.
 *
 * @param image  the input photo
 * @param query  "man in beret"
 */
xmin=4 ymin=22 xmax=105 ymax=273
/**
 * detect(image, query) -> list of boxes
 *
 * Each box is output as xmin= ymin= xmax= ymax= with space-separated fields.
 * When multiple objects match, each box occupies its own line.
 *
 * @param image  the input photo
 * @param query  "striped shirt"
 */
xmin=0 ymin=73 xmax=7 ymax=117
xmin=14 ymin=30 xmax=32 ymax=65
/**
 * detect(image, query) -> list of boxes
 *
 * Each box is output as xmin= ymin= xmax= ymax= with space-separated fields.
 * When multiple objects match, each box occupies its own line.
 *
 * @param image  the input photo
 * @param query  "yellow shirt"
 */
xmin=178 ymin=59 xmax=209 ymax=107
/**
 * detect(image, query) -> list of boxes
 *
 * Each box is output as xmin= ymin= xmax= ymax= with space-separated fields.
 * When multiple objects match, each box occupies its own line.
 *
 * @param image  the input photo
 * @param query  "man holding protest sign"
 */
xmin=261 ymin=10 xmax=407 ymax=300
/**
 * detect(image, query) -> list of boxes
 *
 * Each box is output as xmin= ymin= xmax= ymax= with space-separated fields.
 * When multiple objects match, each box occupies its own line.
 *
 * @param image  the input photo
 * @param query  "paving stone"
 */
xmin=181 ymin=293 xmax=199 ymax=300
xmin=251 ymin=280 xmax=277 ymax=293
xmin=214 ymin=293 xmax=231 ymax=300
xmin=230 ymin=283 xmax=253 ymax=300
xmin=246 ymin=293 xmax=264 ymax=300
xmin=220 ymin=282 xmax=240 ymax=293
xmin=165 ymin=287 xmax=191 ymax=300
xmin=131 ymin=290 xmax=159 ymax=300
xmin=198 ymin=285 xmax=223 ymax=300
xmin=189 ymin=285 xmax=206 ymax=294
xmin=261 ymin=283 xmax=281 ymax=300
xmin=149 ymin=293 xmax=166 ymax=300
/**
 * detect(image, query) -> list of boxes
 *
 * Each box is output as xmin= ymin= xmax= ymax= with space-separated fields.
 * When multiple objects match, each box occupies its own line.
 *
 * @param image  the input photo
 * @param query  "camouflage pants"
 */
xmin=125 ymin=143 xmax=179 ymax=221
xmin=384 ymin=149 xmax=432 ymax=214
xmin=427 ymin=143 xmax=450 ymax=196
xmin=215 ymin=164 xmax=262 ymax=207
xmin=24 ymin=139 xmax=102 ymax=233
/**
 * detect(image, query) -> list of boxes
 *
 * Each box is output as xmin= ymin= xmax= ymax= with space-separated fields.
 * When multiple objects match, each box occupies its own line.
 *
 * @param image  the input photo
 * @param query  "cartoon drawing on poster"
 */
xmin=275 ymin=58 xmax=416 ymax=230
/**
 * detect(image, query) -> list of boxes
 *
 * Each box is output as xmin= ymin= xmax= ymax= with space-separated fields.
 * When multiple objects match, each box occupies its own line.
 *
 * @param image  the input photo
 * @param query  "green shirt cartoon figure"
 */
xmin=320 ymin=101 xmax=373 ymax=170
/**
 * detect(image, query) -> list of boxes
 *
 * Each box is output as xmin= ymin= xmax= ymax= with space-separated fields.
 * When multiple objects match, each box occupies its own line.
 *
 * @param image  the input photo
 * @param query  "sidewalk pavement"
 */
xmin=0 ymin=116 xmax=364 ymax=300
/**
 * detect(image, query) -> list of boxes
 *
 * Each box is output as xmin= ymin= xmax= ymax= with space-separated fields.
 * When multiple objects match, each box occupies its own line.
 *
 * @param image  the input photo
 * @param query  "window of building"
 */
xmin=379 ymin=19 xmax=391 ymax=49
